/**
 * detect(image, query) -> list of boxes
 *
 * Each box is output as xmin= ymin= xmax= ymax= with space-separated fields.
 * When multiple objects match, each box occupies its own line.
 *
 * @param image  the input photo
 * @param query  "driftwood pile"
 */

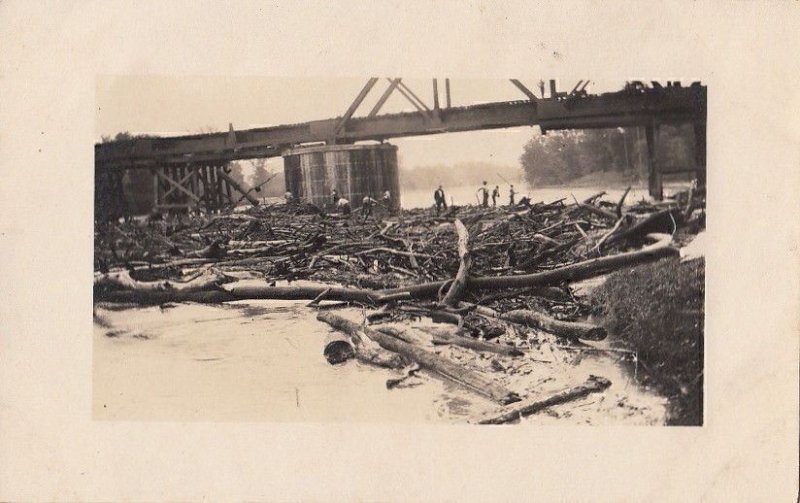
xmin=94 ymin=188 xmax=705 ymax=423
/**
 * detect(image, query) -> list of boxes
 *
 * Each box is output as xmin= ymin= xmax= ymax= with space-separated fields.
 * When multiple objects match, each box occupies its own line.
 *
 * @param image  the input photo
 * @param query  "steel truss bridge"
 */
xmin=94 ymin=78 xmax=706 ymax=216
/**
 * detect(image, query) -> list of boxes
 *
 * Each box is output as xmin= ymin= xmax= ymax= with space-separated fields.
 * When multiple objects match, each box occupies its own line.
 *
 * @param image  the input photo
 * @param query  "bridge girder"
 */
xmin=95 ymin=80 xmax=706 ymax=172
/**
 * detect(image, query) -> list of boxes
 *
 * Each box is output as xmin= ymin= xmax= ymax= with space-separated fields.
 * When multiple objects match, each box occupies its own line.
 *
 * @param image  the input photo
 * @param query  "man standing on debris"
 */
xmin=477 ymin=181 xmax=490 ymax=208
xmin=331 ymin=188 xmax=339 ymax=205
xmin=362 ymin=195 xmax=378 ymax=222
xmin=509 ymin=184 xmax=516 ymax=206
xmin=433 ymin=185 xmax=447 ymax=215
xmin=492 ymin=185 xmax=500 ymax=207
xmin=336 ymin=197 xmax=351 ymax=216
xmin=382 ymin=189 xmax=392 ymax=215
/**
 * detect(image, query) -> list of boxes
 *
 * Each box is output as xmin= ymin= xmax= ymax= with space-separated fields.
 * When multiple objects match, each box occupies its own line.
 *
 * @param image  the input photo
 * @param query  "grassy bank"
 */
xmin=590 ymin=256 xmax=705 ymax=425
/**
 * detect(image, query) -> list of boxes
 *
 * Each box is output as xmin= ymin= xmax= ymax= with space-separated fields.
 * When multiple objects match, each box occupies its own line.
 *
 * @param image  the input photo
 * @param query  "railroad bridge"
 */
xmin=94 ymin=79 xmax=706 ymax=218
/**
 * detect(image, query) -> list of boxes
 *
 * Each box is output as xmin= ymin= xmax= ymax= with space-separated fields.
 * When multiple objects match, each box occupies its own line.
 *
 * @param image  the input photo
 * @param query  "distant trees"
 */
xmin=226 ymin=161 xmax=247 ymax=186
xmin=97 ymin=132 xmax=155 ymax=216
xmin=249 ymin=159 xmax=271 ymax=188
xmin=519 ymin=125 xmax=697 ymax=187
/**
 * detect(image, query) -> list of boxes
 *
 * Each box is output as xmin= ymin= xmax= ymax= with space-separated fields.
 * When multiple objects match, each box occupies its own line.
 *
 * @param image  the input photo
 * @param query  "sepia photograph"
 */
xmin=3 ymin=1 xmax=798 ymax=500
xmin=93 ymin=76 xmax=706 ymax=425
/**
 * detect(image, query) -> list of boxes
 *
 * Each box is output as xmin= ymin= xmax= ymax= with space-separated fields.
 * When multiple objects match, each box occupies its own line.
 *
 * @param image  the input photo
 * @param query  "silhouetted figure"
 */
xmin=477 ymin=181 xmax=489 ymax=208
xmin=362 ymin=195 xmax=378 ymax=223
xmin=492 ymin=185 xmax=500 ymax=207
xmin=433 ymin=185 xmax=447 ymax=215
xmin=382 ymin=190 xmax=392 ymax=215
xmin=509 ymin=185 xmax=516 ymax=206
xmin=336 ymin=197 xmax=351 ymax=216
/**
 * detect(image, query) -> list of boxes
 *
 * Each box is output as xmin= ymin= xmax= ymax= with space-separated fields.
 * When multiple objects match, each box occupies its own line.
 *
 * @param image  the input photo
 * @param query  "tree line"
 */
xmin=519 ymin=125 xmax=697 ymax=187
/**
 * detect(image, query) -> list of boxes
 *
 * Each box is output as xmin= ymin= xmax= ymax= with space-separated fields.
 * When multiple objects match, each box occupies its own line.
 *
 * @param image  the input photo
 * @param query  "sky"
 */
xmin=96 ymin=76 xmax=624 ymax=172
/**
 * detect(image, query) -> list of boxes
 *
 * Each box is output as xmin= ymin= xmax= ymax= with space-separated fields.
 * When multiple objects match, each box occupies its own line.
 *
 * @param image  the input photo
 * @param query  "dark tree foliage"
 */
xmin=520 ymin=125 xmax=697 ymax=187
xmin=97 ymin=132 xmax=156 ymax=217
xmin=226 ymin=161 xmax=247 ymax=186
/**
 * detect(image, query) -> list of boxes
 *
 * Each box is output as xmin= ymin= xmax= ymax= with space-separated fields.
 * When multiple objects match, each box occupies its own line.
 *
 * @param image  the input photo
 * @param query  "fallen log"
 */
xmin=413 ymin=326 xmax=525 ymax=357
xmin=224 ymin=284 xmax=384 ymax=304
xmin=94 ymin=289 xmax=238 ymax=304
xmin=501 ymin=309 xmax=607 ymax=341
xmin=96 ymin=245 xmax=677 ymax=305
xmin=217 ymin=169 xmax=260 ymax=206
xmin=616 ymin=186 xmax=632 ymax=219
xmin=440 ymin=219 xmax=471 ymax=307
xmin=372 ymin=324 xmax=436 ymax=347
xmin=93 ymin=268 xmax=227 ymax=293
xmin=477 ymin=375 xmax=612 ymax=424
xmin=605 ymin=208 xmax=683 ymax=246
xmin=322 ymin=329 xmax=406 ymax=369
xmin=577 ymin=201 xmax=618 ymax=222
xmin=317 ymin=312 xmax=521 ymax=405
xmin=382 ymin=244 xmax=678 ymax=299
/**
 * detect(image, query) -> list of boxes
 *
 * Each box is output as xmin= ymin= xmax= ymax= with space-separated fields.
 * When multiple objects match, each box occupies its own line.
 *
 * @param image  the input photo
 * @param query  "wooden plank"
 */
xmin=477 ymin=375 xmax=612 ymax=424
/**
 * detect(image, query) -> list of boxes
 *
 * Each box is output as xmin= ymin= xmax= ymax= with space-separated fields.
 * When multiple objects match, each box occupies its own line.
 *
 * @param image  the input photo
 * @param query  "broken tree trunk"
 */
xmin=477 ymin=375 xmax=612 ymax=424
xmin=372 ymin=324 xmax=435 ymax=348
xmin=217 ymin=169 xmax=260 ymax=206
xmin=616 ymin=186 xmax=632 ymax=219
xmin=414 ymin=326 xmax=525 ymax=357
xmin=605 ymin=208 xmax=683 ymax=246
xmin=382 ymin=244 xmax=678 ymax=300
xmin=224 ymin=283 xmax=385 ymax=304
xmin=577 ymin=201 xmax=618 ymax=222
xmin=440 ymin=219 xmax=471 ymax=307
xmin=501 ymin=309 xmax=607 ymax=341
xmin=96 ymin=245 xmax=677 ymax=305
xmin=93 ymin=289 xmax=238 ymax=304
xmin=317 ymin=312 xmax=521 ymax=405
xmin=322 ymin=329 xmax=406 ymax=369
xmin=93 ymin=268 xmax=227 ymax=293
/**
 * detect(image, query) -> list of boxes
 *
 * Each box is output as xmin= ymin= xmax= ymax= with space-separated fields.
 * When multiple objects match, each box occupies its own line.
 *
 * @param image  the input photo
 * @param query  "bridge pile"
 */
xmin=94 ymin=188 xmax=704 ymax=423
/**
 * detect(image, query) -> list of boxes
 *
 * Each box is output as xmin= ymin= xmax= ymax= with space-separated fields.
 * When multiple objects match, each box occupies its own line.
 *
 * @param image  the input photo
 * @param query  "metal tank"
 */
xmin=283 ymin=143 xmax=400 ymax=211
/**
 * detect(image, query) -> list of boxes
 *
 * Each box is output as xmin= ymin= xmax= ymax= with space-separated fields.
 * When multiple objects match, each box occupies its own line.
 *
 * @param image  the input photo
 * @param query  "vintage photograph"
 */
xmin=92 ymin=76 xmax=706 ymax=425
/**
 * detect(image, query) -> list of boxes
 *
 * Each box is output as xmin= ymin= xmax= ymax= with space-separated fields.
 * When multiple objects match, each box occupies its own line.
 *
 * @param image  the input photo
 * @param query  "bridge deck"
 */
xmin=95 ymin=85 xmax=706 ymax=171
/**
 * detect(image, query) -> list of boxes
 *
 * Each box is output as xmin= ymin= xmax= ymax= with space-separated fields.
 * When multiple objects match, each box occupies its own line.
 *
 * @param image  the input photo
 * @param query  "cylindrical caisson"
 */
xmin=283 ymin=143 xmax=400 ymax=211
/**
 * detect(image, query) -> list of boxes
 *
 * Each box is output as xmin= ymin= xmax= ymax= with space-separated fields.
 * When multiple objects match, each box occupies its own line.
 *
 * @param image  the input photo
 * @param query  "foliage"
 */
xmin=520 ymin=125 xmax=697 ymax=187
xmin=589 ymin=256 xmax=705 ymax=425
xmin=227 ymin=162 xmax=247 ymax=186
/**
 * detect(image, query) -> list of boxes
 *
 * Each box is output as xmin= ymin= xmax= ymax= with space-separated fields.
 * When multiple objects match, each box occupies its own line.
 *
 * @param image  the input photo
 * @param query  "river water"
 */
xmin=94 ymin=184 xmax=681 ymax=424
xmin=399 ymin=184 xmax=661 ymax=211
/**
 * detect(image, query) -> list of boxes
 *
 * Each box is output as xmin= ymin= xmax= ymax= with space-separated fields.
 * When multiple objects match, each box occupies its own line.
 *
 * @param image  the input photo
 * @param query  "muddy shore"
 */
xmin=93 ymin=188 xmax=705 ymax=424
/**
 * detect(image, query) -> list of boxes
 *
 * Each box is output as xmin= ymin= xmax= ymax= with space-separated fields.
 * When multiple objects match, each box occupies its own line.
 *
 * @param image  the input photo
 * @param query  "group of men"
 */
xmin=285 ymin=181 xmax=518 ymax=219
xmin=330 ymin=187 xmax=392 ymax=222
xmin=477 ymin=180 xmax=515 ymax=208
xmin=432 ymin=181 xmax=517 ymax=214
